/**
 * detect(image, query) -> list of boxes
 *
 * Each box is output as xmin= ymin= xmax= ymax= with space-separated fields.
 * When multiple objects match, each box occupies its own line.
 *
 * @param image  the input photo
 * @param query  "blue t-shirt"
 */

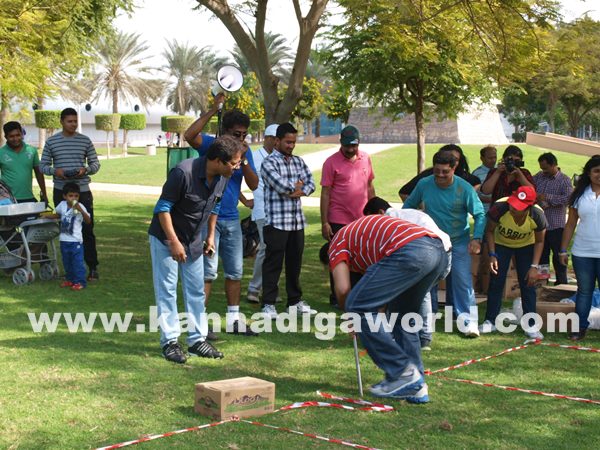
xmin=403 ymin=175 xmax=485 ymax=244
xmin=193 ymin=135 xmax=256 ymax=221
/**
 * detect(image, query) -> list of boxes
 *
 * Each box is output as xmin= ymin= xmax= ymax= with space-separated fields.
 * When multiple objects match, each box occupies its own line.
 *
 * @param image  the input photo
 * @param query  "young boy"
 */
xmin=52 ymin=183 xmax=91 ymax=290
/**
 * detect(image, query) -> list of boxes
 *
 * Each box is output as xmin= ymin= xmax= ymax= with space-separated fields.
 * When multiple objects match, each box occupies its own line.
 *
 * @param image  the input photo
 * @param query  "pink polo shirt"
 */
xmin=321 ymin=149 xmax=375 ymax=225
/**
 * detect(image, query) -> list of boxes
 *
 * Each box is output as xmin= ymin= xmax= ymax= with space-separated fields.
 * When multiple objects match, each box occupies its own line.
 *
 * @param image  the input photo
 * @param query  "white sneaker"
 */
xmin=261 ymin=304 xmax=278 ymax=320
xmin=464 ymin=321 xmax=480 ymax=338
xmin=525 ymin=329 xmax=544 ymax=340
xmin=478 ymin=320 xmax=497 ymax=334
xmin=287 ymin=300 xmax=317 ymax=315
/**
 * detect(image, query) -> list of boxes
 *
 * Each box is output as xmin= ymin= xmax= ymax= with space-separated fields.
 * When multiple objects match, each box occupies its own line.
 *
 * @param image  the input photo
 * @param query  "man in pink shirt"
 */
xmin=320 ymin=125 xmax=375 ymax=306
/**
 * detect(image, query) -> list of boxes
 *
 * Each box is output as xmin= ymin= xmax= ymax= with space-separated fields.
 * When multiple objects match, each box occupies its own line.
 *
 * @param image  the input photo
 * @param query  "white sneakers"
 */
xmin=287 ymin=300 xmax=317 ymax=315
xmin=478 ymin=320 xmax=497 ymax=334
xmin=463 ymin=321 xmax=480 ymax=338
xmin=525 ymin=329 xmax=544 ymax=340
xmin=261 ymin=300 xmax=317 ymax=319
xmin=261 ymin=304 xmax=278 ymax=320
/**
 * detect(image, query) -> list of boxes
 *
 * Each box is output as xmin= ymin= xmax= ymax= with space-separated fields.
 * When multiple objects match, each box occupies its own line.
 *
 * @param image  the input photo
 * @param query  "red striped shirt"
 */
xmin=328 ymin=215 xmax=440 ymax=273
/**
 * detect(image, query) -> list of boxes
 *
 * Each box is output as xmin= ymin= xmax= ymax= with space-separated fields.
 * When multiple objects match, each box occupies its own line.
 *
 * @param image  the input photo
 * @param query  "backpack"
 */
xmin=241 ymin=216 xmax=260 ymax=258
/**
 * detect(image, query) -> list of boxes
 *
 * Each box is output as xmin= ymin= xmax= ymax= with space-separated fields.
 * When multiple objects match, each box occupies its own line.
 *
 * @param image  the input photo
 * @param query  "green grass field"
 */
xmin=1 ymin=193 xmax=599 ymax=449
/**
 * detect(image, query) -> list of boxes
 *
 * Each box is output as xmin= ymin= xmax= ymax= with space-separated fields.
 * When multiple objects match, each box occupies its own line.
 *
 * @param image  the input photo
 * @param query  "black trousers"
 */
xmin=262 ymin=226 xmax=304 ymax=307
xmin=328 ymin=223 xmax=362 ymax=305
xmin=53 ymin=188 xmax=98 ymax=271
xmin=540 ymin=227 xmax=568 ymax=285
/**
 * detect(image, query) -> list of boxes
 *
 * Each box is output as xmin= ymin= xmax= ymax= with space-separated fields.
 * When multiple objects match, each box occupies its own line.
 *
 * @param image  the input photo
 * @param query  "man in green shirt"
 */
xmin=0 ymin=121 xmax=47 ymax=203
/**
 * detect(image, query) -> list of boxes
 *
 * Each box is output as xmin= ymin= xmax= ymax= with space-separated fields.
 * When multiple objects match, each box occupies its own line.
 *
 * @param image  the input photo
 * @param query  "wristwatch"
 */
xmin=530 ymin=264 xmax=540 ymax=270
xmin=241 ymin=158 xmax=249 ymax=167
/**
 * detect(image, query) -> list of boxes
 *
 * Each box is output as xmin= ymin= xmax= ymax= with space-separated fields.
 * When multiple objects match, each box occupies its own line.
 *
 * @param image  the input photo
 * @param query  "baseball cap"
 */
xmin=264 ymin=123 xmax=279 ymax=137
xmin=340 ymin=125 xmax=360 ymax=145
xmin=507 ymin=186 xmax=536 ymax=211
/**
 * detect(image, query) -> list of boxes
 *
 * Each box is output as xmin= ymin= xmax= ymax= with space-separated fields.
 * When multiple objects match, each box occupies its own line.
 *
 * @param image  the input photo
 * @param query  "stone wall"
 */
xmin=348 ymin=107 xmax=460 ymax=144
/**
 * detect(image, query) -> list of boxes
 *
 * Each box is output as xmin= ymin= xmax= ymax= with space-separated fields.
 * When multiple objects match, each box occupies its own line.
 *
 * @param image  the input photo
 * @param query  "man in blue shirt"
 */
xmin=403 ymin=150 xmax=485 ymax=338
xmin=184 ymin=95 xmax=259 ymax=336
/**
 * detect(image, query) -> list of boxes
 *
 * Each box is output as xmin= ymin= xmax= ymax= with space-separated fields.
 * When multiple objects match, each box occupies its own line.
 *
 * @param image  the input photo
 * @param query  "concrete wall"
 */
xmin=526 ymin=132 xmax=600 ymax=157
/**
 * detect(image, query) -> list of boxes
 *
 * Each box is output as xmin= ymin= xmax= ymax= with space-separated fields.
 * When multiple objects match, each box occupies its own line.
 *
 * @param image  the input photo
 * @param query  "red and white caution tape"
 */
xmin=540 ymin=342 xmax=600 ymax=353
xmin=436 ymin=375 xmax=600 ymax=406
xmin=278 ymin=391 xmax=394 ymax=413
xmin=426 ymin=341 xmax=538 ymax=375
xmin=240 ymin=419 xmax=381 ymax=450
xmin=95 ymin=419 xmax=231 ymax=450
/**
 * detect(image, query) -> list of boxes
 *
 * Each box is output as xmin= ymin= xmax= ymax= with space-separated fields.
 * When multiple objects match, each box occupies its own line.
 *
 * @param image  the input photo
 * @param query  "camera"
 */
xmin=63 ymin=168 xmax=80 ymax=178
xmin=503 ymin=157 xmax=524 ymax=173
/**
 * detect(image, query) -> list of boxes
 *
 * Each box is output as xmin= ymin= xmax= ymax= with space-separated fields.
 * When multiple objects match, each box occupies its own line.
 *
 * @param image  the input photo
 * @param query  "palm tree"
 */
xmin=90 ymin=31 xmax=164 ymax=146
xmin=230 ymin=32 xmax=292 ymax=80
xmin=161 ymin=40 xmax=225 ymax=115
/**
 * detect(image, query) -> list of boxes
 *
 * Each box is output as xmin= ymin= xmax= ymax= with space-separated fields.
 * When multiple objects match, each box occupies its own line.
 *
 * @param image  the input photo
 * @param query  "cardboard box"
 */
xmin=195 ymin=377 xmax=275 ymax=420
xmin=536 ymin=300 xmax=577 ymax=331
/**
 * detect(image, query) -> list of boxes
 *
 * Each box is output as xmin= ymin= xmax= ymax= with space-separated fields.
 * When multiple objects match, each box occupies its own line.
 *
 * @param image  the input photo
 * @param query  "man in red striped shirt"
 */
xmin=328 ymin=215 xmax=449 ymax=402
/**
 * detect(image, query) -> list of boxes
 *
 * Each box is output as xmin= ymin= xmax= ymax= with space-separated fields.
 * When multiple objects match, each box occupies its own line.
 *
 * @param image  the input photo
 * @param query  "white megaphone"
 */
xmin=212 ymin=65 xmax=244 ymax=97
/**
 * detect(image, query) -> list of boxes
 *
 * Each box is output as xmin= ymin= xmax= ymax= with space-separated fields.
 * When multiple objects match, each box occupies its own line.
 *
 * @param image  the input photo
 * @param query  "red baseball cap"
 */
xmin=507 ymin=186 xmax=536 ymax=211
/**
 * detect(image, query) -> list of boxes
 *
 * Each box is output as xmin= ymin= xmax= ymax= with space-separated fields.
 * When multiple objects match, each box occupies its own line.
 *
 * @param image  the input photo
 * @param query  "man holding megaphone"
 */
xmin=184 ymin=91 xmax=259 ymax=337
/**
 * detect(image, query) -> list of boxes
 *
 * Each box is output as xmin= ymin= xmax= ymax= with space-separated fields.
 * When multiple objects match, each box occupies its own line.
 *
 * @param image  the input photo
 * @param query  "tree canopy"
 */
xmin=328 ymin=0 xmax=560 ymax=172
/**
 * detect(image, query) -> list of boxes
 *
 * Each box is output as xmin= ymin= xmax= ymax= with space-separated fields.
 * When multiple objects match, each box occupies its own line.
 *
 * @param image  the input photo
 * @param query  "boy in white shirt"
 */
xmin=51 ymin=182 xmax=91 ymax=290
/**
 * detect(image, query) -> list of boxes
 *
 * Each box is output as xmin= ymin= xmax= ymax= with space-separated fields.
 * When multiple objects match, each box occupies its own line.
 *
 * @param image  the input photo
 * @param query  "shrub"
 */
xmin=95 ymin=114 xmax=121 ymax=131
xmin=34 ymin=110 xmax=61 ymax=130
xmin=119 ymin=114 xmax=146 ymax=130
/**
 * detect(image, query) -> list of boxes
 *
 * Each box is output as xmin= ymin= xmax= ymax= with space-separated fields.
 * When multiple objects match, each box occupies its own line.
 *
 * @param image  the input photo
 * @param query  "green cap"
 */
xmin=340 ymin=125 xmax=360 ymax=145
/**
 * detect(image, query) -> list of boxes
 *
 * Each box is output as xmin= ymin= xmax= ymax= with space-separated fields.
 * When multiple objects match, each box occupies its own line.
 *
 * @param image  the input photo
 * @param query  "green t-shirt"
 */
xmin=0 ymin=143 xmax=40 ymax=200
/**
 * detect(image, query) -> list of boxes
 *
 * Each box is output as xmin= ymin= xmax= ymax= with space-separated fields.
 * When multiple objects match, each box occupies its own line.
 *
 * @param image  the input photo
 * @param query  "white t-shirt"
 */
xmin=385 ymin=207 xmax=452 ymax=252
xmin=572 ymin=186 xmax=600 ymax=258
xmin=56 ymin=200 xmax=88 ymax=243
xmin=250 ymin=146 xmax=271 ymax=221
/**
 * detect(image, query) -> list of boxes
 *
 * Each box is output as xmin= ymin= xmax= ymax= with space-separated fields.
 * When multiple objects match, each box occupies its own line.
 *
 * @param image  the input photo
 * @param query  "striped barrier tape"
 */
xmin=95 ymin=419 xmax=232 ymax=450
xmin=278 ymin=391 xmax=394 ymax=413
xmin=426 ymin=341 xmax=539 ymax=375
xmin=540 ymin=342 xmax=600 ymax=353
xmin=436 ymin=375 xmax=600 ymax=406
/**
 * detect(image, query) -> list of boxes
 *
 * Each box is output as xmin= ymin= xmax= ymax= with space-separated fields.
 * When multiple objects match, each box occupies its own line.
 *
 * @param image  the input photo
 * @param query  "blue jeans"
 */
xmin=445 ymin=241 xmax=478 ymax=325
xmin=248 ymin=218 xmax=265 ymax=293
xmin=485 ymin=244 xmax=536 ymax=325
xmin=60 ymin=241 xmax=86 ymax=286
xmin=419 ymin=250 xmax=452 ymax=343
xmin=572 ymin=255 xmax=600 ymax=330
xmin=149 ymin=235 xmax=208 ymax=347
xmin=345 ymin=237 xmax=448 ymax=381
xmin=203 ymin=219 xmax=244 ymax=281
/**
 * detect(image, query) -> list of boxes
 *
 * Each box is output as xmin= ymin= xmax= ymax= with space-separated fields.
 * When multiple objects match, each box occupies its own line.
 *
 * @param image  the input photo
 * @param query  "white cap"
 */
xmin=264 ymin=123 xmax=279 ymax=137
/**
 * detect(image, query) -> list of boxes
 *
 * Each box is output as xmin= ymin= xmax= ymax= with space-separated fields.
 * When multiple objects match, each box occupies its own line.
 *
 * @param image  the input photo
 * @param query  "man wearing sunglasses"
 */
xmin=184 ymin=94 xmax=259 ymax=336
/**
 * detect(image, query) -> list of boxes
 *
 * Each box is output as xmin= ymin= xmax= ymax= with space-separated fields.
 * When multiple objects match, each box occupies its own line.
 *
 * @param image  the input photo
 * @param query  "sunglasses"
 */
xmin=231 ymin=131 xmax=248 ymax=139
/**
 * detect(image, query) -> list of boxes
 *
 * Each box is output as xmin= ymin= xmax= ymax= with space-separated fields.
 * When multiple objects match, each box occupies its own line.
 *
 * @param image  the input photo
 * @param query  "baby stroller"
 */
xmin=0 ymin=181 xmax=60 ymax=285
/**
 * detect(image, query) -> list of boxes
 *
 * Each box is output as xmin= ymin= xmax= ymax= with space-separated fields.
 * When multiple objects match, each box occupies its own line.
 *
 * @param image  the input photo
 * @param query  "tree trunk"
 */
xmin=37 ymin=96 xmax=46 ymax=151
xmin=112 ymin=90 xmax=119 ymax=148
xmin=415 ymin=94 xmax=426 ymax=174
xmin=106 ymin=132 xmax=111 ymax=159
xmin=315 ymin=116 xmax=321 ymax=138
xmin=197 ymin=0 xmax=328 ymax=124
xmin=122 ymin=130 xmax=128 ymax=156
xmin=0 ymin=93 xmax=9 ymax=146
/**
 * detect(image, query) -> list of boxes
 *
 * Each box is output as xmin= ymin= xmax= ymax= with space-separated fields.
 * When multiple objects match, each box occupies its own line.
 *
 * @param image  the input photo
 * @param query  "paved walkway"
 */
xmin=41 ymin=143 xmax=403 ymax=208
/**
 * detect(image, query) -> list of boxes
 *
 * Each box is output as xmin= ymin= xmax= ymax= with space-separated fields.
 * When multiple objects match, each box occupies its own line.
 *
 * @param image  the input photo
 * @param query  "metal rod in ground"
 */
xmin=352 ymin=334 xmax=364 ymax=397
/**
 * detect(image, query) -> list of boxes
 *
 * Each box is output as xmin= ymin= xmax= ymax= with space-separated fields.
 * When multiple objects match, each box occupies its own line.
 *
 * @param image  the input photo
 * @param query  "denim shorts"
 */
xmin=203 ymin=219 xmax=244 ymax=281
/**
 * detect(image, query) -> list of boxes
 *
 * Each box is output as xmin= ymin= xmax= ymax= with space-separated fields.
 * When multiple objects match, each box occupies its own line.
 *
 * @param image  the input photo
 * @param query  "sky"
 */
xmin=114 ymin=0 xmax=600 ymax=68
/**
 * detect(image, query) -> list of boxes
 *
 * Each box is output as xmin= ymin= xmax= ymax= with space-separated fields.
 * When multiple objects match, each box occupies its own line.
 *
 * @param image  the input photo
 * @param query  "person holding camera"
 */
xmin=480 ymin=145 xmax=535 ymax=204
xmin=40 ymin=108 xmax=101 ymax=281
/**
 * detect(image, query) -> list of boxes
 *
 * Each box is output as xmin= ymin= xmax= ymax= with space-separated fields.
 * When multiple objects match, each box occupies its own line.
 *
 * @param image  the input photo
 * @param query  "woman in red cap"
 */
xmin=480 ymin=186 xmax=547 ymax=339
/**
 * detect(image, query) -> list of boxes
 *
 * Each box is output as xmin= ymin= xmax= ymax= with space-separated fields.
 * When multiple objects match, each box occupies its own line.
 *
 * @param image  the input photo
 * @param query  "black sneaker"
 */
xmin=87 ymin=269 xmax=99 ymax=282
xmin=188 ymin=340 xmax=224 ymax=359
xmin=226 ymin=320 xmax=259 ymax=336
xmin=162 ymin=341 xmax=187 ymax=364
xmin=206 ymin=330 xmax=218 ymax=341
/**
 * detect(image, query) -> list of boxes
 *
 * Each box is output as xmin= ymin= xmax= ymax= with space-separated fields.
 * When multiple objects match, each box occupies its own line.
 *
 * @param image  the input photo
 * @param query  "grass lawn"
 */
xmin=1 ymin=193 xmax=599 ymax=449
xmin=87 ymin=143 xmax=334 ymax=186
